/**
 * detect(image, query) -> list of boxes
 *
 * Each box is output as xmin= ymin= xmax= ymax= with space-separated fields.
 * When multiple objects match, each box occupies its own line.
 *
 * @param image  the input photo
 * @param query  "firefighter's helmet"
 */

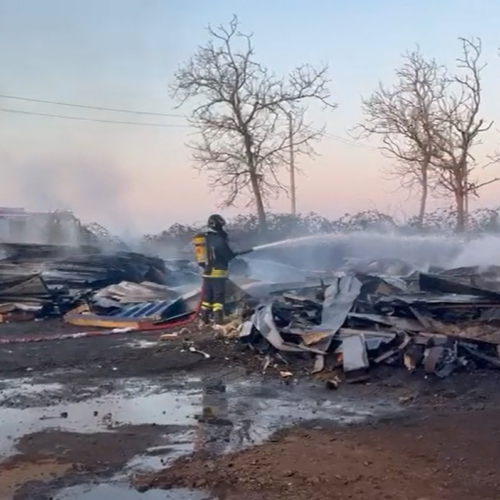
xmin=207 ymin=214 xmax=226 ymax=230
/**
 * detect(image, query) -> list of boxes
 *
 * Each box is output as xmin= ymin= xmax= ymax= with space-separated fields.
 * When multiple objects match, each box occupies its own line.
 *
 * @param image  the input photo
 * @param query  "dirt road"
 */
xmin=139 ymin=409 xmax=500 ymax=500
xmin=1 ymin=319 xmax=500 ymax=500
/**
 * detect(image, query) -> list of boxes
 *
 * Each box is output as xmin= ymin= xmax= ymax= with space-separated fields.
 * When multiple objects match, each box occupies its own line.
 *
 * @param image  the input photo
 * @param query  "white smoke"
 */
xmin=249 ymin=231 xmax=500 ymax=272
xmin=451 ymin=235 xmax=500 ymax=269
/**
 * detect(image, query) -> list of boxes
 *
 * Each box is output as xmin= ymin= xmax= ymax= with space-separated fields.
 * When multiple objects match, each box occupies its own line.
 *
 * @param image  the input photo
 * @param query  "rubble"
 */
xmin=239 ymin=262 xmax=500 ymax=380
xmin=0 ymin=243 xmax=174 ymax=318
xmin=0 ymin=274 xmax=55 ymax=320
xmin=2 ymin=237 xmax=500 ymax=382
xmin=0 ymin=242 xmax=252 ymax=334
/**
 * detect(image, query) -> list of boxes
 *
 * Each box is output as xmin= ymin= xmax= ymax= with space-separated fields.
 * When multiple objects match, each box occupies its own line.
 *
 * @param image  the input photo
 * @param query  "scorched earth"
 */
xmin=1 ymin=234 xmax=500 ymax=499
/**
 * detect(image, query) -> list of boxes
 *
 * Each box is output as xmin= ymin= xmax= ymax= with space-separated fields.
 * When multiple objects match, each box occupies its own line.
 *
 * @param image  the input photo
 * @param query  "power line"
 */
xmin=0 ymin=95 xmax=378 ymax=149
xmin=305 ymin=125 xmax=378 ymax=151
xmin=323 ymin=131 xmax=378 ymax=151
xmin=0 ymin=93 xmax=185 ymax=118
xmin=288 ymin=112 xmax=297 ymax=216
xmin=0 ymin=107 xmax=190 ymax=127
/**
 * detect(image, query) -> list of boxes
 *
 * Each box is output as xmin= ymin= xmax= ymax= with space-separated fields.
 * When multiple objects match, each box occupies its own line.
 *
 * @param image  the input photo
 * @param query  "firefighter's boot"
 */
xmin=200 ymin=307 xmax=211 ymax=325
xmin=213 ymin=309 xmax=224 ymax=325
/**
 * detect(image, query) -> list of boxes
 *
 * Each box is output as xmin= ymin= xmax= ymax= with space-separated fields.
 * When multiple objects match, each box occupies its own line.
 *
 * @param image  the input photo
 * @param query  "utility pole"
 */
xmin=288 ymin=112 xmax=296 ymax=216
xmin=464 ymin=169 xmax=469 ymax=230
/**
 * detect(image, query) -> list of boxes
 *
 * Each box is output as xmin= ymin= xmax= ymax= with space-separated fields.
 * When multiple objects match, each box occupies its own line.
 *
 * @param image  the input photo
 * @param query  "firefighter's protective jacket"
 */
xmin=194 ymin=228 xmax=236 ymax=278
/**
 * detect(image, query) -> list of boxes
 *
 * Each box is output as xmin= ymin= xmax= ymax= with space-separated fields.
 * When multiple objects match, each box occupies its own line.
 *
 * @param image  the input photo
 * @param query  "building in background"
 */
xmin=0 ymin=207 xmax=89 ymax=246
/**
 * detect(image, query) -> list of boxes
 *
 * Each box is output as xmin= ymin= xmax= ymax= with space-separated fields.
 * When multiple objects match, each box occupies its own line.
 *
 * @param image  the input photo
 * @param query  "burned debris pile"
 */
xmin=240 ymin=261 xmax=500 ymax=379
xmin=0 ymin=274 xmax=56 ymax=321
xmin=2 ymin=235 xmax=500 ymax=383
xmin=0 ymin=243 xmax=184 ymax=321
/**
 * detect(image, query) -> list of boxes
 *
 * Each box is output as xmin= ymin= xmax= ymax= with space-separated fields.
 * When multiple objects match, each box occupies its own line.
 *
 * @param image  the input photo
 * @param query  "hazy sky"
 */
xmin=1 ymin=0 xmax=500 ymax=233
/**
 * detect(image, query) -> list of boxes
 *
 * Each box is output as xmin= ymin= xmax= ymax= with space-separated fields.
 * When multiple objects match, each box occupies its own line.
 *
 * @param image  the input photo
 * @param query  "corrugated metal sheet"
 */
xmin=64 ymin=296 xmax=193 ymax=328
xmin=105 ymin=300 xmax=174 ymax=319
xmin=94 ymin=281 xmax=177 ymax=304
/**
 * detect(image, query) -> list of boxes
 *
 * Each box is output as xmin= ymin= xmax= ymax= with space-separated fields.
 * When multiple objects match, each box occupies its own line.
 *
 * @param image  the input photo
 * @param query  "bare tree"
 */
xmin=431 ymin=37 xmax=498 ymax=231
xmin=356 ymin=49 xmax=448 ymax=227
xmin=170 ymin=16 xmax=336 ymax=230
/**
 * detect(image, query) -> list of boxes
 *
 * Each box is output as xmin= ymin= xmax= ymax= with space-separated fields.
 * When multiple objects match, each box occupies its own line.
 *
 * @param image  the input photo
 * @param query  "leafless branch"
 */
xmin=430 ymin=37 xmax=498 ymax=231
xmin=170 ymin=15 xmax=336 ymax=229
xmin=354 ymin=48 xmax=448 ymax=225
xmin=357 ymin=37 xmax=499 ymax=232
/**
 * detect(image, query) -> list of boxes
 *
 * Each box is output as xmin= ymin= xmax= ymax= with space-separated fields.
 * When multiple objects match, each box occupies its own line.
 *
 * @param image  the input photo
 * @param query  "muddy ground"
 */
xmin=0 ymin=319 xmax=259 ymax=381
xmin=1 ymin=318 xmax=500 ymax=500
xmin=139 ymin=410 xmax=500 ymax=500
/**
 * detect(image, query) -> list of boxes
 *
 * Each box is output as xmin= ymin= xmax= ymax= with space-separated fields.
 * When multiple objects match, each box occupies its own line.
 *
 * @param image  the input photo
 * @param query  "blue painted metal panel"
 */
xmin=107 ymin=300 xmax=174 ymax=318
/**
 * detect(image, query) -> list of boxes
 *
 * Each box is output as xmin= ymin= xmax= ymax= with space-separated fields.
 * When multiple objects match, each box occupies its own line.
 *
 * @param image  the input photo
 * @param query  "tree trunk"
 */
xmin=417 ymin=165 xmax=428 ymax=227
xmin=454 ymin=162 xmax=468 ymax=233
xmin=249 ymin=170 xmax=267 ymax=232
xmin=455 ymin=190 xmax=466 ymax=233
xmin=244 ymin=134 xmax=267 ymax=233
xmin=463 ymin=163 xmax=469 ymax=229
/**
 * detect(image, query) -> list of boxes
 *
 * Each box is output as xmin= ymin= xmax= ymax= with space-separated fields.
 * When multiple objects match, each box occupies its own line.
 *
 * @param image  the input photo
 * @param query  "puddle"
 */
xmin=0 ymin=380 xmax=200 ymax=457
xmin=0 ymin=379 xmax=65 ymax=406
xmin=54 ymin=483 xmax=210 ymax=499
xmin=0 ymin=375 xmax=402 ymax=467
xmin=125 ymin=428 xmax=197 ymax=471
xmin=192 ymin=379 xmax=398 ymax=456
xmin=223 ymin=380 xmax=382 ymax=449
xmin=0 ymin=377 xmax=113 ymax=407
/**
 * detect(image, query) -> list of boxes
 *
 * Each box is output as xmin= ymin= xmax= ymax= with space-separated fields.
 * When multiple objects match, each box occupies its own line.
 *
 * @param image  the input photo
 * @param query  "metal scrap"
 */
xmin=424 ymin=345 xmax=461 ymax=378
xmin=64 ymin=299 xmax=186 ymax=329
xmin=93 ymin=281 xmax=178 ymax=304
xmin=340 ymin=334 xmax=369 ymax=373
xmin=4 ymin=238 xmax=500 ymax=381
xmin=0 ymin=244 xmax=179 ymax=322
xmin=241 ymin=260 xmax=500 ymax=380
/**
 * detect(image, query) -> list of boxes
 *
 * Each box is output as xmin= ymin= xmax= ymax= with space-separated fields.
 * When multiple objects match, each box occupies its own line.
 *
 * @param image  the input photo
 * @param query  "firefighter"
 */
xmin=192 ymin=214 xmax=236 ymax=325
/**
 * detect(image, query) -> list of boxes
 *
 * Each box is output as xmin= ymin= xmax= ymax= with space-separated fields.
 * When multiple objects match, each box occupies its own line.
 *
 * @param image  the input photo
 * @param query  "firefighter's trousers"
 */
xmin=200 ymin=276 xmax=227 ymax=324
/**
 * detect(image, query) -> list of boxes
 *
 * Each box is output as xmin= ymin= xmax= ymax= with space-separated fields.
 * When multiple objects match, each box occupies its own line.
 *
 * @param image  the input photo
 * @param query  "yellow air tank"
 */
xmin=192 ymin=232 xmax=208 ymax=267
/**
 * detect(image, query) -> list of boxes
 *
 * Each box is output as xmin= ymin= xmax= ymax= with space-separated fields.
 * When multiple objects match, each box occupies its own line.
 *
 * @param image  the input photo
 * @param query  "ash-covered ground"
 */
xmin=2 ymin=230 xmax=500 ymax=499
xmin=1 ymin=319 xmax=500 ymax=500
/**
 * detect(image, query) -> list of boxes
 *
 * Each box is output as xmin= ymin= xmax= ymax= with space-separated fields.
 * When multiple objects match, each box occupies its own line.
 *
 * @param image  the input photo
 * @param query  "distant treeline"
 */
xmin=137 ymin=207 xmax=500 ymax=253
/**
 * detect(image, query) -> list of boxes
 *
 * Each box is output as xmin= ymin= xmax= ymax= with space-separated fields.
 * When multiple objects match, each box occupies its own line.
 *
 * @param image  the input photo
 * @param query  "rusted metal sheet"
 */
xmin=0 ymin=310 xmax=36 ymax=322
